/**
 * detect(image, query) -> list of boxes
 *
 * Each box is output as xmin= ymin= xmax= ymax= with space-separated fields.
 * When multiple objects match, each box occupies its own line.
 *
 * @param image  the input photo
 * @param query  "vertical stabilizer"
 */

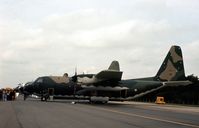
xmin=108 ymin=61 xmax=120 ymax=71
xmin=154 ymin=45 xmax=186 ymax=81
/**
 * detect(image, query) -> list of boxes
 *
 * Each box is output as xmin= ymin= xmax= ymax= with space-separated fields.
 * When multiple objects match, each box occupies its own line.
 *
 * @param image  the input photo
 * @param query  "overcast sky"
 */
xmin=0 ymin=0 xmax=199 ymax=88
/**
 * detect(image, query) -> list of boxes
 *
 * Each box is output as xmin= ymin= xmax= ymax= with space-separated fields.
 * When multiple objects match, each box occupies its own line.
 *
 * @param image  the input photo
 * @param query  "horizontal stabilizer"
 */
xmin=162 ymin=80 xmax=192 ymax=86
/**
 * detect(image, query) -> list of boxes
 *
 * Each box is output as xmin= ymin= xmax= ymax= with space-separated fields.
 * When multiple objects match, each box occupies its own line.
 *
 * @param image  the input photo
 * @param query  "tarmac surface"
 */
xmin=0 ymin=96 xmax=199 ymax=128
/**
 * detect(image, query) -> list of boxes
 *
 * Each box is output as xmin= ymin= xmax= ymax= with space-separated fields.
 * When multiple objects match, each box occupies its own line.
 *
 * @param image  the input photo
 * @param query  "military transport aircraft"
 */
xmin=20 ymin=45 xmax=191 ymax=103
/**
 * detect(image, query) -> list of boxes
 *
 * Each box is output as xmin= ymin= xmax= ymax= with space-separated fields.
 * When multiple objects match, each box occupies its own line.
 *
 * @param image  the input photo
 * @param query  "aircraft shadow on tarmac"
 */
xmin=22 ymin=97 xmax=131 ymax=107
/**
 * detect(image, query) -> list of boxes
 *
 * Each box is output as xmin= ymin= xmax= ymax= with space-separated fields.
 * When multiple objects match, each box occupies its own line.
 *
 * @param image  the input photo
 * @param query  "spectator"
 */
xmin=2 ymin=90 xmax=7 ymax=101
xmin=0 ymin=89 xmax=2 ymax=100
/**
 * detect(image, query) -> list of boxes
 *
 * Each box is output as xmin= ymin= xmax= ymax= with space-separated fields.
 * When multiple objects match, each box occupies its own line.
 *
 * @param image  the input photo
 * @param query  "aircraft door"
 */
xmin=120 ymin=89 xmax=127 ymax=98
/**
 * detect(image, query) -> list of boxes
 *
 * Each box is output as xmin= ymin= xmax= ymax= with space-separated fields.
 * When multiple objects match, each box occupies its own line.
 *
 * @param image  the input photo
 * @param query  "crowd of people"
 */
xmin=0 ymin=88 xmax=16 ymax=101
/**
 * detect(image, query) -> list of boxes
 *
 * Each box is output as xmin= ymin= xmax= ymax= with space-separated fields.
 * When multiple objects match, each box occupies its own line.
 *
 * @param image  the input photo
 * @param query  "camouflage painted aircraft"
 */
xmin=71 ymin=45 xmax=191 ymax=102
xmin=21 ymin=45 xmax=191 ymax=103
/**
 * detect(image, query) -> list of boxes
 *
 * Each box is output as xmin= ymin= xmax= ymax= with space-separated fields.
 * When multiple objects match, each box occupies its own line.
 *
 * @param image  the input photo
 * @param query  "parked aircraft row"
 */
xmin=18 ymin=45 xmax=192 ymax=103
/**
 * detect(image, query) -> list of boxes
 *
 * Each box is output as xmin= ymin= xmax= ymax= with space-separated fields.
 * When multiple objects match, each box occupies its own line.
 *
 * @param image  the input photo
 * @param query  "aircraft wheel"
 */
xmin=41 ymin=97 xmax=45 ymax=101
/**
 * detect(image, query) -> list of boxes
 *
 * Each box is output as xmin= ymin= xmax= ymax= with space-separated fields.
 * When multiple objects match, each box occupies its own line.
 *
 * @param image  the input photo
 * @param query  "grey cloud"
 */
xmin=1 ymin=0 xmax=199 ymax=87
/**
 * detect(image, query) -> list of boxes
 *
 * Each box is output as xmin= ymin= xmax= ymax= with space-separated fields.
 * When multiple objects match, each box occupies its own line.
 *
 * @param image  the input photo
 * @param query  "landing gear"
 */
xmin=23 ymin=94 xmax=28 ymax=100
xmin=41 ymin=94 xmax=49 ymax=101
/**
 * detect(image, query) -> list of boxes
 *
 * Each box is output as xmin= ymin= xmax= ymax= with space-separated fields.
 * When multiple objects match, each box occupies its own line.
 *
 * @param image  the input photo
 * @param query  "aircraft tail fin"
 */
xmin=108 ymin=60 xmax=120 ymax=71
xmin=154 ymin=45 xmax=186 ymax=81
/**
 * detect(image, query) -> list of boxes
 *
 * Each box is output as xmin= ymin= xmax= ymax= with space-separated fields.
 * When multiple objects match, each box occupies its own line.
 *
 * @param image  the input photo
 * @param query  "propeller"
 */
xmin=71 ymin=67 xmax=77 ymax=82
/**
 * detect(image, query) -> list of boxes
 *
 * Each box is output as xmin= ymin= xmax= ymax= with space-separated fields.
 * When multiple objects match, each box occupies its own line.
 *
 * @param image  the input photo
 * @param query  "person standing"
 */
xmin=0 ymin=90 xmax=2 ymax=101
xmin=2 ymin=89 xmax=7 ymax=101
